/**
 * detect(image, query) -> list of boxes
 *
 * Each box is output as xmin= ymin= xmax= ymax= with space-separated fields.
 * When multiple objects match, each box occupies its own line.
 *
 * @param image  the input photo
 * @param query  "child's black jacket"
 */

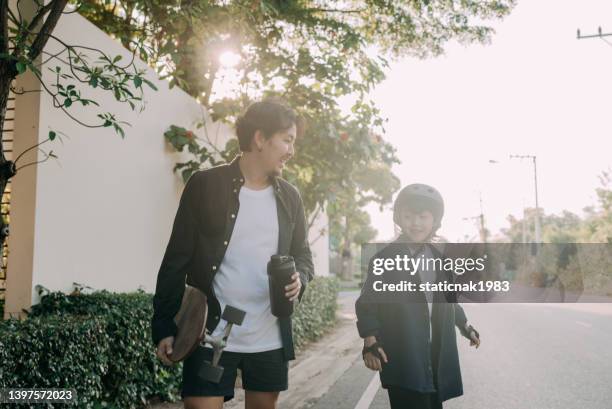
xmin=355 ymin=237 xmax=472 ymax=402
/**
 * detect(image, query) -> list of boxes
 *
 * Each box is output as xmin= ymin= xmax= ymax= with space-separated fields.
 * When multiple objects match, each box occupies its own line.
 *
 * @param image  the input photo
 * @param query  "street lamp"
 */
xmin=489 ymin=155 xmax=542 ymax=243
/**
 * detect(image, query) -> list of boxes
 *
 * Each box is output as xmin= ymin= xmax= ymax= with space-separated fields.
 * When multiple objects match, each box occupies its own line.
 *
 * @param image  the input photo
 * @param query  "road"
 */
xmin=306 ymin=293 xmax=612 ymax=409
xmin=150 ymin=292 xmax=612 ymax=409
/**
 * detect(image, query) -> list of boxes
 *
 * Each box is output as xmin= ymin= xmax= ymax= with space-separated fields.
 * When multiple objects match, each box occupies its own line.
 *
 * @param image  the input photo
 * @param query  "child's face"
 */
xmin=398 ymin=207 xmax=435 ymax=242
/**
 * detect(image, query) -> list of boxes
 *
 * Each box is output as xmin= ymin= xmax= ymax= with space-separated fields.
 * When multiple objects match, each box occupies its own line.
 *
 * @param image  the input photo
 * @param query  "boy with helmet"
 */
xmin=356 ymin=183 xmax=480 ymax=409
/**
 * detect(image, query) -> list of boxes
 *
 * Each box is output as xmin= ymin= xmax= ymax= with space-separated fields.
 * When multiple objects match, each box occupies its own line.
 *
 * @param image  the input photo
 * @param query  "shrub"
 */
xmin=0 ymin=315 xmax=109 ymax=408
xmin=293 ymin=276 xmax=339 ymax=349
xmin=0 ymin=277 xmax=339 ymax=408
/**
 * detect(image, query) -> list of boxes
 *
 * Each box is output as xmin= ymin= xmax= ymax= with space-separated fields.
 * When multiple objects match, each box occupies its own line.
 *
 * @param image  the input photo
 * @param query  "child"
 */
xmin=355 ymin=183 xmax=480 ymax=409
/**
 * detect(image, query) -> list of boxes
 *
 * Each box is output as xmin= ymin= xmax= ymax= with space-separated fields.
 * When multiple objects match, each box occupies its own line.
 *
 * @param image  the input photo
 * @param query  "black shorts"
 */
xmin=181 ymin=346 xmax=289 ymax=401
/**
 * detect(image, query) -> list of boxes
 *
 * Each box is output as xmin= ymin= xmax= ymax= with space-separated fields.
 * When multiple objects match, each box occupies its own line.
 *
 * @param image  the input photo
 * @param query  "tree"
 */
xmin=77 ymin=1 xmax=517 ymax=100
xmin=78 ymin=0 xmax=516 ymax=246
xmin=497 ymin=170 xmax=612 ymax=244
xmin=0 ymin=0 xmax=156 ymax=250
xmin=327 ymin=158 xmax=400 ymax=278
xmin=583 ymin=169 xmax=612 ymax=243
xmin=499 ymin=209 xmax=584 ymax=243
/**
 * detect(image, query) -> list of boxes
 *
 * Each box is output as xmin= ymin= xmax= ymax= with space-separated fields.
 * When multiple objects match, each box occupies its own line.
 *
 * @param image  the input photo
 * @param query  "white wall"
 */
xmin=20 ymin=12 xmax=328 ymax=305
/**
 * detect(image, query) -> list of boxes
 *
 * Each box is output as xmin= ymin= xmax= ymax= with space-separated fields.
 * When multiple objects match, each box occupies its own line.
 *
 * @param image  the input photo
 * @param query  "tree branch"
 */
xmin=29 ymin=32 xmax=141 ymax=95
xmin=28 ymin=0 xmax=68 ymax=61
xmin=0 ymin=0 xmax=8 ymax=54
xmin=15 ymin=148 xmax=56 ymax=172
xmin=30 ymin=67 xmax=111 ymax=128
xmin=26 ymin=1 xmax=54 ymax=32
xmin=308 ymin=227 xmax=327 ymax=247
xmin=6 ymin=5 xmax=19 ymax=26
xmin=14 ymin=137 xmax=49 ymax=164
xmin=304 ymin=8 xmax=364 ymax=15
xmin=10 ymin=85 xmax=42 ymax=94
xmin=307 ymin=203 xmax=322 ymax=231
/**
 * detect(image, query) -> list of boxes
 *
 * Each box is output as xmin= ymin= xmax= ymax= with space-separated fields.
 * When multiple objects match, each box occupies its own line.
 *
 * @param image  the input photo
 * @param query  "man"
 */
xmin=152 ymin=99 xmax=314 ymax=409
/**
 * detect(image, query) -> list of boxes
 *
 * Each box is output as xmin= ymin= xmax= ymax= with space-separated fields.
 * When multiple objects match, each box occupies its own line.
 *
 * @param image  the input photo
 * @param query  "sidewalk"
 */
xmin=148 ymin=290 xmax=362 ymax=409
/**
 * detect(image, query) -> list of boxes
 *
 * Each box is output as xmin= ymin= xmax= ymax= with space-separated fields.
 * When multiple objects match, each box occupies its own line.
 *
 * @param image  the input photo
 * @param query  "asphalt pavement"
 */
xmin=150 ymin=292 xmax=612 ymax=409
xmin=308 ymin=301 xmax=612 ymax=409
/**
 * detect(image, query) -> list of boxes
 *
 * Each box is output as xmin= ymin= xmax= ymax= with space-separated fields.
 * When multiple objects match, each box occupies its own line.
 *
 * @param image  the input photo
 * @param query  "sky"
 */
xmin=362 ymin=0 xmax=612 ymax=242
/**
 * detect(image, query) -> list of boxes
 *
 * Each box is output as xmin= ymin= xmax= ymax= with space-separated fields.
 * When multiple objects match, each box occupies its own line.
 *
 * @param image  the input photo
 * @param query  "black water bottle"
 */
xmin=267 ymin=255 xmax=296 ymax=318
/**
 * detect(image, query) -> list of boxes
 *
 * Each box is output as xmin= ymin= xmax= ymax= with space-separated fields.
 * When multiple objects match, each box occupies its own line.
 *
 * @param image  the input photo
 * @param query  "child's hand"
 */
xmin=362 ymin=336 xmax=388 ymax=371
xmin=465 ymin=324 xmax=481 ymax=348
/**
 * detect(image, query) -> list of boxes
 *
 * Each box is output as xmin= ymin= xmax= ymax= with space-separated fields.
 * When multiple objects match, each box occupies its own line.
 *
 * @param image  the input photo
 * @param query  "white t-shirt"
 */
xmin=209 ymin=185 xmax=282 ymax=352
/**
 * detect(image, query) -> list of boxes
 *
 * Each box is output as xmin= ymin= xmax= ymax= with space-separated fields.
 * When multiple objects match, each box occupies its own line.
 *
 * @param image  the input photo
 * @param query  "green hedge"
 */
xmin=293 ymin=276 xmax=339 ymax=349
xmin=0 ymin=277 xmax=338 ymax=408
xmin=0 ymin=315 xmax=109 ymax=408
xmin=1 ymin=290 xmax=181 ymax=409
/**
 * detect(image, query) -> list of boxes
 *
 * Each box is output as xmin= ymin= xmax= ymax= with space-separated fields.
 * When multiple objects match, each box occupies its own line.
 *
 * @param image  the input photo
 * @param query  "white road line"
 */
xmin=575 ymin=320 xmax=592 ymax=328
xmin=354 ymin=373 xmax=381 ymax=409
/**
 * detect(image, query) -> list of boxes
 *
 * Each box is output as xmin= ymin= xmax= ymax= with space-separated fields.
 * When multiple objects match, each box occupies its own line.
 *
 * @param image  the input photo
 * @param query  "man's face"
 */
xmin=259 ymin=124 xmax=296 ymax=177
xmin=398 ymin=207 xmax=435 ymax=242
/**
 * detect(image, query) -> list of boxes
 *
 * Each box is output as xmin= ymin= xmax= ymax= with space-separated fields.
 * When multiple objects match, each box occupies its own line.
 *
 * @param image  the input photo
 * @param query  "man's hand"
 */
xmin=465 ymin=324 xmax=481 ymax=348
xmin=285 ymin=272 xmax=302 ymax=302
xmin=156 ymin=336 xmax=175 ymax=365
xmin=362 ymin=336 xmax=388 ymax=371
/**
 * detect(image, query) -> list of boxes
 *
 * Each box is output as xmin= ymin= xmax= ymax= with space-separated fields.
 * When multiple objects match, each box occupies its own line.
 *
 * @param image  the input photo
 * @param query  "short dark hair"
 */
xmin=235 ymin=99 xmax=301 ymax=152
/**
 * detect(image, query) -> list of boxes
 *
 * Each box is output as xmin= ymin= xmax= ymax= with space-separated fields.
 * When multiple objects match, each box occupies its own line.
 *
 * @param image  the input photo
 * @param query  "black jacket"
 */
xmin=355 ymin=238 xmax=472 ymax=402
xmin=152 ymin=155 xmax=314 ymax=360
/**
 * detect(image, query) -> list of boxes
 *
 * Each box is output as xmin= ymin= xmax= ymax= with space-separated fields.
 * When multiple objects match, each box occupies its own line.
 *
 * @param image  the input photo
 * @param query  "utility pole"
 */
xmin=576 ymin=26 xmax=612 ymax=40
xmin=522 ymin=206 xmax=528 ymax=243
xmin=510 ymin=155 xmax=541 ymax=243
xmin=489 ymin=157 xmax=541 ymax=243
xmin=577 ymin=26 xmax=611 ymax=245
xmin=463 ymin=192 xmax=488 ymax=243
xmin=478 ymin=193 xmax=487 ymax=243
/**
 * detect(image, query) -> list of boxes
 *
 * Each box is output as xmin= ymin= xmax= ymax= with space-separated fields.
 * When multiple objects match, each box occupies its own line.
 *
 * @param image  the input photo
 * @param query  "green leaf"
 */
xmin=64 ymin=99 xmax=72 ymax=108
xmin=48 ymin=131 xmax=56 ymax=141
xmin=133 ymin=76 xmax=143 ymax=88
xmin=142 ymin=78 xmax=158 ymax=91
xmin=181 ymin=168 xmax=192 ymax=184
xmin=16 ymin=62 xmax=26 ymax=74
xmin=113 ymin=123 xmax=125 ymax=138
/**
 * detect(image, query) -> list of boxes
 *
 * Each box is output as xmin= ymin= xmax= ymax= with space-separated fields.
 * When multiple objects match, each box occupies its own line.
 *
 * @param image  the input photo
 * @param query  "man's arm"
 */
xmin=290 ymin=191 xmax=314 ymax=301
xmin=151 ymin=172 xmax=202 ymax=345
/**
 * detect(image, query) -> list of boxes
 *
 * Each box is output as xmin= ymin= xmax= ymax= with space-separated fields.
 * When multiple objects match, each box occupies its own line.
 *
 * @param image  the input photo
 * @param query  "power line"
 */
xmin=576 ymin=26 xmax=612 ymax=40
